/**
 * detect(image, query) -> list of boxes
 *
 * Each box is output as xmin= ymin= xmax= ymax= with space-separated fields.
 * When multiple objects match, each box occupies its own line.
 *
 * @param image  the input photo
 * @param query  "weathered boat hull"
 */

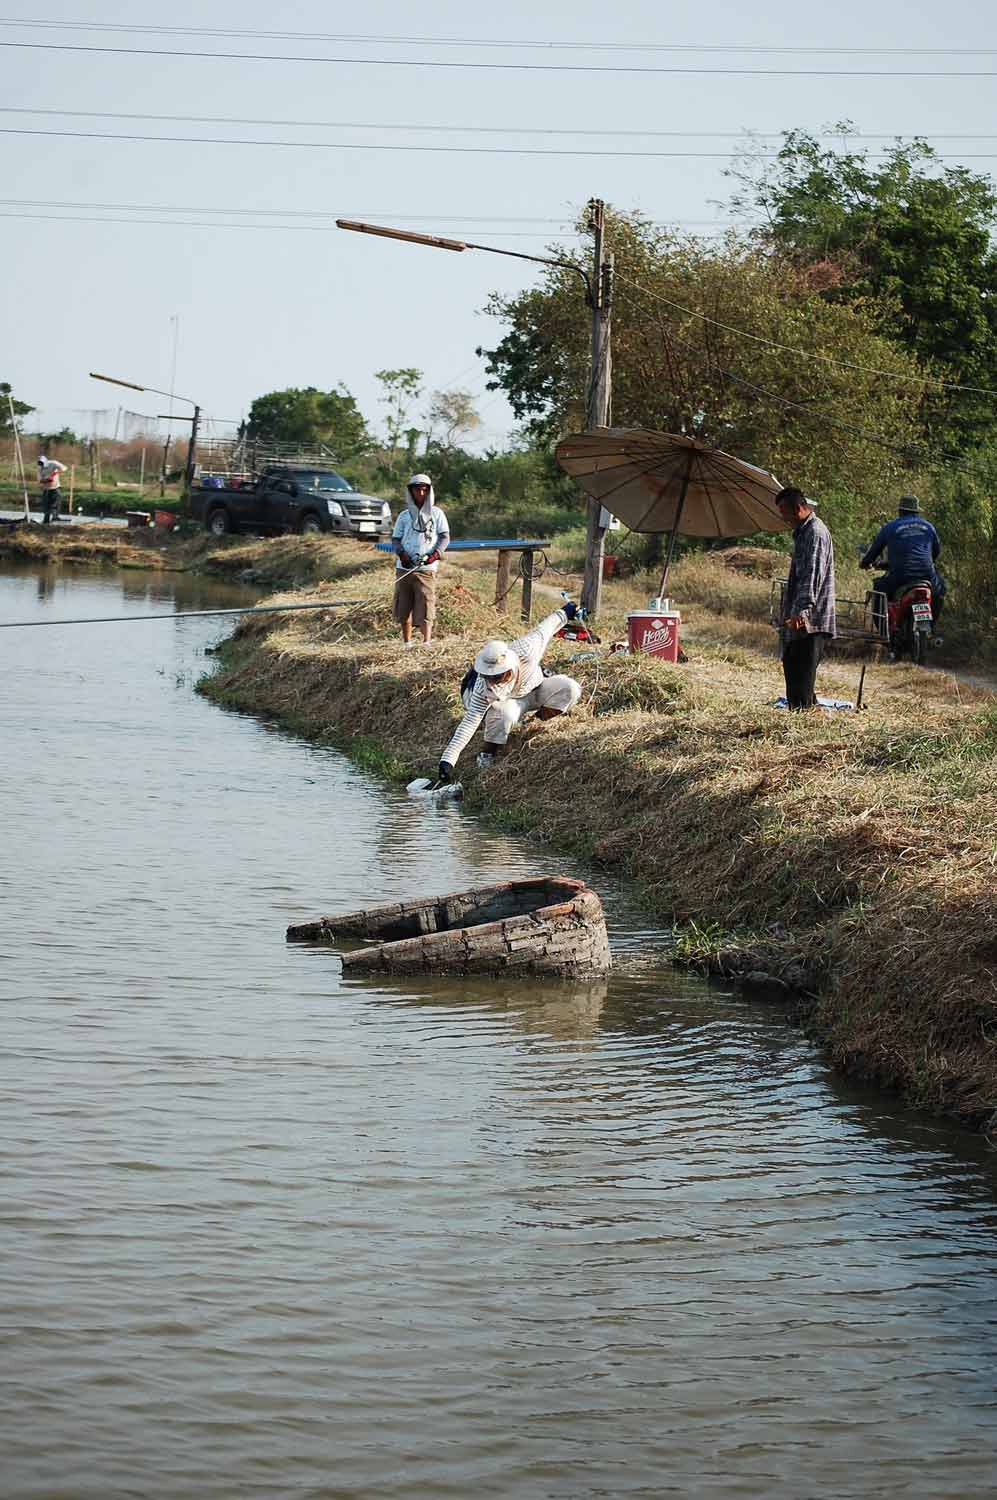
xmin=287 ymin=876 xmax=611 ymax=978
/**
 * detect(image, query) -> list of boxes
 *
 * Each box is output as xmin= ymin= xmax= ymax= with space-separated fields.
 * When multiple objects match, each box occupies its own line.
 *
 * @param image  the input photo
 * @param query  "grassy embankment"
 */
xmin=183 ymin=535 xmax=997 ymax=1136
xmin=4 ymin=524 xmax=995 ymax=1130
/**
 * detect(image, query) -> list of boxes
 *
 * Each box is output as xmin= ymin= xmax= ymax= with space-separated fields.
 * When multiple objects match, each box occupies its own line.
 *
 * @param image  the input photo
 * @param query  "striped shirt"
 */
xmin=785 ymin=513 xmax=836 ymax=637
xmin=441 ymin=608 xmax=568 ymax=767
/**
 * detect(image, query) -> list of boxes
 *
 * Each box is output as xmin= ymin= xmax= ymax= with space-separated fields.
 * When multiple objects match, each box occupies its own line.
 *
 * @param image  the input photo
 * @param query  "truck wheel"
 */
xmin=207 ymin=506 xmax=231 ymax=536
xmin=299 ymin=513 xmax=322 ymax=535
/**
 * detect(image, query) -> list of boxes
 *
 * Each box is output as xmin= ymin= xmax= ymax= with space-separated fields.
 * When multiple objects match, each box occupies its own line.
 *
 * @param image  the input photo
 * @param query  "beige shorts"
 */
xmin=393 ymin=570 xmax=437 ymax=627
xmin=482 ymin=675 xmax=582 ymax=744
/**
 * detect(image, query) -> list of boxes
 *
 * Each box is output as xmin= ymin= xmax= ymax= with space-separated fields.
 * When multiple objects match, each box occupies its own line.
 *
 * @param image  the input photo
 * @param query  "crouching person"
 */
xmin=437 ymin=604 xmax=583 ymax=782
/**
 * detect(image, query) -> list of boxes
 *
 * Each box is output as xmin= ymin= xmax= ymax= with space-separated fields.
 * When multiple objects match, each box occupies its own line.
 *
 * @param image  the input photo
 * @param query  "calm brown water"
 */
xmin=2 ymin=562 xmax=997 ymax=1499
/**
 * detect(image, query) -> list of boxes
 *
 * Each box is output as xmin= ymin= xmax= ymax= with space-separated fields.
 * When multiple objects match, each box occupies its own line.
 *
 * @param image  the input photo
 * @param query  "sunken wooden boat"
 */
xmin=287 ymin=876 xmax=611 ymax=978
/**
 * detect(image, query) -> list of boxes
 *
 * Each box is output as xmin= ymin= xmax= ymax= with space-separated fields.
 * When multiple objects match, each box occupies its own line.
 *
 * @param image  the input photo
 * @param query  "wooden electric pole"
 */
xmin=580 ymin=199 xmax=613 ymax=617
xmin=182 ymin=404 xmax=201 ymax=514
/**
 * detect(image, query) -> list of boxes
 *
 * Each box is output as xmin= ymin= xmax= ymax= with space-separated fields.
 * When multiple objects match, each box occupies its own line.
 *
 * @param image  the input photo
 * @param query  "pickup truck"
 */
xmin=190 ymin=466 xmax=392 ymax=540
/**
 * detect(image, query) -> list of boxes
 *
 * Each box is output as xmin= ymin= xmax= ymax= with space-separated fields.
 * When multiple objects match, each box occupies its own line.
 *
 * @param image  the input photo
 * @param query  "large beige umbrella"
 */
xmin=555 ymin=428 xmax=789 ymax=595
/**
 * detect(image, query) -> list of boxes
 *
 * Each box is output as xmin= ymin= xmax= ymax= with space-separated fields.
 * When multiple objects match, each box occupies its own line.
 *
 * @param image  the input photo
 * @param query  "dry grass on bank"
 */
xmin=201 ymin=564 xmax=997 ymax=1126
xmin=0 ymin=523 xmax=168 ymax=570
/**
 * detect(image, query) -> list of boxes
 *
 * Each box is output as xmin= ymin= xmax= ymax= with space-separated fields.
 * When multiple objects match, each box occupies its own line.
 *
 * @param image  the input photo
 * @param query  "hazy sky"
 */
xmin=3 ymin=0 xmax=996 ymax=457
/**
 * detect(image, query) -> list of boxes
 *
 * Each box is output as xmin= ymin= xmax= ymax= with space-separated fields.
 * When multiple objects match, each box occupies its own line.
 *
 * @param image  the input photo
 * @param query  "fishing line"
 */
xmin=0 ymin=599 xmax=364 ymax=629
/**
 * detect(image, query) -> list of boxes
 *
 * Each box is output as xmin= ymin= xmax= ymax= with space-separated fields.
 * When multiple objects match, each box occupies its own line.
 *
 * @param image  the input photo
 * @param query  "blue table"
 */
xmin=376 ymin=538 xmax=551 ymax=621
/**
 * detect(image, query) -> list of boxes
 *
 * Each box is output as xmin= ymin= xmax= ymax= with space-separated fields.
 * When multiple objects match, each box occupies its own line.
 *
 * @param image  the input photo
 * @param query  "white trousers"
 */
xmin=481 ymin=675 xmax=581 ymax=745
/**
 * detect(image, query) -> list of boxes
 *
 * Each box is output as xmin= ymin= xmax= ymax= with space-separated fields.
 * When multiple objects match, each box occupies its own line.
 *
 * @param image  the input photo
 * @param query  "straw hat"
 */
xmin=474 ymin=639 xmax=518 ymax=677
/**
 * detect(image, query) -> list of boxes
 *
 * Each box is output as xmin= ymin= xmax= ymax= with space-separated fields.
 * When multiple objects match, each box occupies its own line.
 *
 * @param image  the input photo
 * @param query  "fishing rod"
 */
xmin=0 ymin=599 xmax=364 ymax=629
xmin=0 ymin=552 xmax=441 ymax=629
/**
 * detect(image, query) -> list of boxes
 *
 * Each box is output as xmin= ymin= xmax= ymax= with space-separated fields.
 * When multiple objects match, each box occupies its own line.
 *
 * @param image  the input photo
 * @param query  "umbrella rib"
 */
xmin=697 ymin=454 xmax=724 ymax=535
xmin=700 ymin=452 xmax=782 ymax=524
xmin=589 ymin=451 xmax=687 ymax=528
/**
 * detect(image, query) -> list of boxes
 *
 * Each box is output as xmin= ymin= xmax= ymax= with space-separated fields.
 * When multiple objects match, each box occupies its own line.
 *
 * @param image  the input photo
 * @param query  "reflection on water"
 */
xmin=2 ymin=562 xmax=997 ymax=1500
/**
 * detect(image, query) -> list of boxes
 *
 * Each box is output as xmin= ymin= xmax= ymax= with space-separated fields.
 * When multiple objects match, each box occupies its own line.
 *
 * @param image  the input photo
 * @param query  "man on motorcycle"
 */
xmin=859 ymin=496 xmax=946 ymax=634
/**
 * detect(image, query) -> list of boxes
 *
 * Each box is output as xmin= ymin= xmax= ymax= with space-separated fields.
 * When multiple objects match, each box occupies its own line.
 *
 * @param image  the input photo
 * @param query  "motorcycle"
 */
xmin=882 ymin=580 xmax=935 ymax=666
xmin=859 ymin=547 xmax=937 ymax=666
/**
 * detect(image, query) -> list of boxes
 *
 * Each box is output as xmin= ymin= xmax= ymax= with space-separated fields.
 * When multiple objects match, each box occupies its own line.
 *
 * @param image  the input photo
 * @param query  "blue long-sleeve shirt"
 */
xmin=861 ymin=515 xmax=940 ymax=580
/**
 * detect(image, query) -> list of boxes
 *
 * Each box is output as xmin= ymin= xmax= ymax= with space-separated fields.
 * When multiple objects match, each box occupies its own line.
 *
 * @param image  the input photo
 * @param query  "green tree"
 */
xmin=0 ymin=381 xmax=34 ymax=433
xmin=246 ymin=385 xmax=370 ymax=456
xmin=32 ymin=426 xmax=79 ymax=447
xmin=726 ymin=130 xmax=997 ymax=452
xmin=375 ymin=367 xmax=423 ymax=456
xmin=481 ymin=209 xmax=930 ymax=502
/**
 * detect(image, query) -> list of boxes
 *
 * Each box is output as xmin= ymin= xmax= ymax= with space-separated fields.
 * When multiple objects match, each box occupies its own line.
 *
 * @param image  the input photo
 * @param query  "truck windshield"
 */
xmin=296 ymin=471 xmax=354 ymax=493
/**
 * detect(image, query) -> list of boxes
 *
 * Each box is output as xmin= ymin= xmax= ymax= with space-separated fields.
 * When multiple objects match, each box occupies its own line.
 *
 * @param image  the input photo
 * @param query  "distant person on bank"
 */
xmin=776 ymin=487 xmax=837 ymax=711
xmin=859 ymin=495 xmax=946 ymax=636
xmin=391 ymin=473 xmax=450 ymax=649
xmin=37 ymin=454 xmax=68 ymax=526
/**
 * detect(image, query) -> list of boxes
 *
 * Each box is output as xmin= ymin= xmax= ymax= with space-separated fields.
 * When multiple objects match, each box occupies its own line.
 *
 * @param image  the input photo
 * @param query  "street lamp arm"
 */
xmin=336 ymin=218 xmax=592 ymax=302
xmin=462 ymin=240 xmax=592 ymax=302
xmin=90 ymin=371 xmax=197 ymax=407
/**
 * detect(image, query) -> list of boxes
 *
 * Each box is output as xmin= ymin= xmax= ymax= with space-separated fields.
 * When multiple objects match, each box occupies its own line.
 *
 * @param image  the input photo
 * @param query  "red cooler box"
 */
xmin=627 ymin=607 xmax=681 ymax=661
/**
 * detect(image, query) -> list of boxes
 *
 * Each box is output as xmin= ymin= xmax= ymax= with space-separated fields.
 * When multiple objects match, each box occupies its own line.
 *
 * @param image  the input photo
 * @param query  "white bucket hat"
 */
xmin=474 ymin=638 xmax=518 ymax=677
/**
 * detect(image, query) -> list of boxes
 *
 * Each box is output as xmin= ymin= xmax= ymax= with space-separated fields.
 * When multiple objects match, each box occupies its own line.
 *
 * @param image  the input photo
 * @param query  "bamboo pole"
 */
xmin=6 ymin=392 xmax=30 ymax=519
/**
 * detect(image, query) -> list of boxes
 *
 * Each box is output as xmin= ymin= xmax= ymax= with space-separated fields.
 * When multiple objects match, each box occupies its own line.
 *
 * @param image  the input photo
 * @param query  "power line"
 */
xmin=0 ymin=197 xmax=758 ymax=230
xmin=7 ymin=106 xmax=997 ymax=142
xmin=616 ymin=280 xmax=922 ymax=462
xmin=0 ymin=197 xmax=603 ymax=222
xmin=2 ymin=20 xmax=997 ymax=56
xmin=6 ymin=125 xmax=997 ymax=161
xmin=0 ymin=198 xmax=751 ymax=235
xmin=0 ymin=209 xmax=589 ymax=237
xmin=3 ymin=40 xmax=997 ymax=76
xmin=615 ymin=280 xmax=992 ymax=479
xmin=614 ymin=272 xmax=997 ymax=396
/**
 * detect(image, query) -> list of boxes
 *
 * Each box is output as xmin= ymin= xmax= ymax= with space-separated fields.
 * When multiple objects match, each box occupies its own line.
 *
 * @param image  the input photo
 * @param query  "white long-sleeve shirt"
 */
xmin=441 ymin=608 xmax=568 ymax=767
xmin=391 ymin=494 xmax=449 ymax=573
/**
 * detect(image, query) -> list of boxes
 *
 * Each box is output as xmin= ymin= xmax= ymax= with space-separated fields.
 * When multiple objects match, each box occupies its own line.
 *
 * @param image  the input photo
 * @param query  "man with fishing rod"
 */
xmin=391 ymin=473 xmax=450 ymax=649
xmin=776 ymin=487 xmax=837 ymax=711
xmin=37 ymin=454 xmax=68 ymax=525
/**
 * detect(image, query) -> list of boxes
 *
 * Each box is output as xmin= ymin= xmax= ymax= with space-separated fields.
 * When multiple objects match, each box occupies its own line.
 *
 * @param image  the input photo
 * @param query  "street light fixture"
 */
xmin=90 ymin=370 xmax=202 ymax=506
xmin=335 ymin=219 xmax=593 ymax=300
xmin=336 ymin=207 xmax=613 ymax=615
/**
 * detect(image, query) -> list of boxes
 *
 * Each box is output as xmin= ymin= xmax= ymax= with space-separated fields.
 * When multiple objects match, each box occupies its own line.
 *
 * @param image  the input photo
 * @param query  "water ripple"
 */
xmin=2 ymin=565 xmax=997 ymax=1499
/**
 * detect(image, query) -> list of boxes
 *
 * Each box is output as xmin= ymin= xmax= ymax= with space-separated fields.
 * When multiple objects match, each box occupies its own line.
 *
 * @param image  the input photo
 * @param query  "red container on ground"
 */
xmin=626 ymin=607 xmax=681 ymax=662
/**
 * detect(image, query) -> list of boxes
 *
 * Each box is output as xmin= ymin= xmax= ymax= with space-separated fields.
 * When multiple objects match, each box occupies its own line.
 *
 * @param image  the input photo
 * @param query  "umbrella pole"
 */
xmin=656 ymin=464 xmax=692 ymax=600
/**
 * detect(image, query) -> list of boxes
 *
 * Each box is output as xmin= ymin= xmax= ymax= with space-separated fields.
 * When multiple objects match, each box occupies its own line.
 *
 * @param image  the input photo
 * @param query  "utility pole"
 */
xmin=336 ymin=211 xmax=609 ymax=602
xmin=580 ymin=198 xmax=613 ymax=617
xmin=183 ymin=404 xmax=201 ymax=509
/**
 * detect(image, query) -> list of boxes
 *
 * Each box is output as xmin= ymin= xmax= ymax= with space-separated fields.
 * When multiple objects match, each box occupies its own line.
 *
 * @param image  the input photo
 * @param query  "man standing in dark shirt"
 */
xmin=860 ymin=496 xmax=945 ymax=628
xmin=776 ymin=487 xmax=837 ymax=711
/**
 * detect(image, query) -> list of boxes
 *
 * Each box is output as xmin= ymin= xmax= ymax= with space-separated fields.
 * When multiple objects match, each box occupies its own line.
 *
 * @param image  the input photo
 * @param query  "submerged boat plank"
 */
xmin=287 ymin=876 xmax=611 ymax=978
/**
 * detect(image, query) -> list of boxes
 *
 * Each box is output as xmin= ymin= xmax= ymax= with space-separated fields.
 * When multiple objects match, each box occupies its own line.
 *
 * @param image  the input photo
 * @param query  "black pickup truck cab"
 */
xmin=192 ymin=467 xmax=392 ymax=539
